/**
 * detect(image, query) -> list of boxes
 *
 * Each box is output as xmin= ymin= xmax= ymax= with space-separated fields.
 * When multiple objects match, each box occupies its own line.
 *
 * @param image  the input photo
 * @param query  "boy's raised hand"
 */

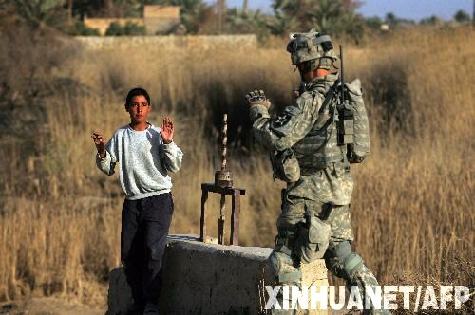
xmin=91 ymin=131 xmax=106 ymax=157
xmin=161 ymin=117 xmax=174 ymax=144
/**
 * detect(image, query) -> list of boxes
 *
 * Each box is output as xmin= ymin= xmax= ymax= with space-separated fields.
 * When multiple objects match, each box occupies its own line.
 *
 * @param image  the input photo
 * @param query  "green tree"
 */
xmin=105 ymin=21 xmax=124 ymax=35
xmin=271 ymin=0 xmax=364 ymax=40
xmin=365 ymin=16 xmax=383 ymax=30
xmin=105 ymin=21 xmax=145 ymax=35
xmin=111 ymin=0 xmax=142 ymax=17
xmin=176 ymin=0 xmax=209 ymax=33
xmin=123 ymin=21 xmax=145 ymax=34
xmin=420 ymin=15 xmax=443 ymax=26
xmin=384 ymin=11 xmax=415 ymax=27
xmin=307 ymin=0 xmax=363 ymax=37
xmin=272 ymin=0 xmax=307 ymax=30
xmin=385 ymin=12 xmax=397 ymax=26
xmin=268 ymin=9 xmax=300 ymax=35
xmin=454 ymin=9 xmax=471 ymax=23
xmin=71 ymin=0 xmax=142 ymax=19
xmin=225 ymin=8 xmax=272 ymax=38
xmin=10 ymin=0 xmax=67 ymax=27
xmin=71 ymin=0 xmax=103 ymax=18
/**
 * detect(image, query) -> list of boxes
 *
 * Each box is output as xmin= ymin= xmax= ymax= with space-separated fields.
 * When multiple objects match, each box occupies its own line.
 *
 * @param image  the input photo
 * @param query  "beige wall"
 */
xmin=84 ymin=6 xmax=180 ymax=36
xmin=75 ymin=34 xmax=257 ymax=50
xmin=144 ymin=5 xmax=180 ymax=19
xmin=144 ymin=6 xmax=180 ymax=34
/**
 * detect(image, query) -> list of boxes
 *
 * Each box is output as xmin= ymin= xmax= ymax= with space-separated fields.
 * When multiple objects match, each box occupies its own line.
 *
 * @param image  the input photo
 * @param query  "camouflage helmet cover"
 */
xmin=287 ymin=31 xmax=338 ymax=66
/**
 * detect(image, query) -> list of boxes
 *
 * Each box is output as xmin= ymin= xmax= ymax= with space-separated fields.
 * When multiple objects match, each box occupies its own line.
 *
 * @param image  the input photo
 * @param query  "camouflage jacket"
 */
xmin=249 ymin=74 xmax=353 ymax=205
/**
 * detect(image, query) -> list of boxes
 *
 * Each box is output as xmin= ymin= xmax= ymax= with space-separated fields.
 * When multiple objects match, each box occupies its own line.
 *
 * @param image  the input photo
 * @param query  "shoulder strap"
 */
xmin=321 ymin=80 xmax=340 ymax=113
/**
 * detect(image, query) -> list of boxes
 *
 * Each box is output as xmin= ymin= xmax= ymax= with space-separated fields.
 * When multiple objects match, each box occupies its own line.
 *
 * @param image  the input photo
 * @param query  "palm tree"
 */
xmin=242 ymin=0 xmax=248 ymax=15
xmin=271 ymin=0 xmax=363 ymax=40
xmin=11 ymin=0 xmax=67 ymax=27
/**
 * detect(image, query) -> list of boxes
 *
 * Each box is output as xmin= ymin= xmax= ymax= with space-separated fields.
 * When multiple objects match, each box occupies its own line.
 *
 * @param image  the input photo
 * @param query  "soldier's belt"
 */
xmin=299 ymin=157 xmax=349 ymax=175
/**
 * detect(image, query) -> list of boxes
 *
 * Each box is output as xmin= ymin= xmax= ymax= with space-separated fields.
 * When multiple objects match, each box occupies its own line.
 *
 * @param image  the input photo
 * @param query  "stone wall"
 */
xmin=75 ymin=35 xmax=257 ymax=51
xmin=83 ymin=5 xmax=180 ymax=35
xmin=106 ymin=234 xmax=329 ymax=315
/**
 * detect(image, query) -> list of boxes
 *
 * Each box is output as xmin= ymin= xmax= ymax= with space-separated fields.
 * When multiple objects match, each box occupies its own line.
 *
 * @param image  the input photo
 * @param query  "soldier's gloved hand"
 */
xmin=245 ymin=89 xmax=271 ymax=109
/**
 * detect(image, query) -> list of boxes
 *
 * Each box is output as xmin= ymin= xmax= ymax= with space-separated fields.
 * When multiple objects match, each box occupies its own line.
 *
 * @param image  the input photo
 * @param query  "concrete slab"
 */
xmin=106 ymin=234 xmax=329 ymax=315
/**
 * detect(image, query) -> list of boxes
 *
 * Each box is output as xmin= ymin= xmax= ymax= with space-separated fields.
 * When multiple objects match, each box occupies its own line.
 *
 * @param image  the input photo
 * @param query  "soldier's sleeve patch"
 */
xmin=283 ymin=106 xmax=301 ymax=116
xmin=270 ymin=105 xmax=302 ymax=137
xmin=296 ymin=91 xmax=322 ymax=113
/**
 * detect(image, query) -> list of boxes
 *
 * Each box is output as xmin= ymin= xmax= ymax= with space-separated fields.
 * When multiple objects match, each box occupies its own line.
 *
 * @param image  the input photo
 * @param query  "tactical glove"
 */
xmin=245 ymin=89 xmax=271 ymax=108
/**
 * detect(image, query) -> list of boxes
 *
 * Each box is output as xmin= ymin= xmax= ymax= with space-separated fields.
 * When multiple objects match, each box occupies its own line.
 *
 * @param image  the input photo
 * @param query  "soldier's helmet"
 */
xmin=286 ymin=30 xmax=338 ymax=70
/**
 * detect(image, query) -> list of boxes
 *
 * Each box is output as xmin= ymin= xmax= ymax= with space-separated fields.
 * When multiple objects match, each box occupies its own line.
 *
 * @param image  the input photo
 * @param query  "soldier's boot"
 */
xmin=349 ymin=264 xmax=391 ymax=315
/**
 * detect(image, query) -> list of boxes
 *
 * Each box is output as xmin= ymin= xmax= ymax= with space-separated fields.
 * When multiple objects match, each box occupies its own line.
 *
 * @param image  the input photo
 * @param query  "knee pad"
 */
xmin=326 ymin=241 xmax=363 ymax=280
xmin=343 ymin=252 xmax=363 ymax=279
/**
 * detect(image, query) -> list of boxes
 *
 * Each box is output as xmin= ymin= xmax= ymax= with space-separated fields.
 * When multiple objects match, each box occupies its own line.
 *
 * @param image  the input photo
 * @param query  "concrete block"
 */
xmin=105 ymin=268 xmax=134 ymax=315
xmin=106 ymin=234 xmax=329 ymax=315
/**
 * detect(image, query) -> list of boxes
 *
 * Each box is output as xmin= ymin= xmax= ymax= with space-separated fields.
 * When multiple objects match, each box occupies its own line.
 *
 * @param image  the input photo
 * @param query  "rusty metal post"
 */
xmin=199 ymin=188 xmax=208 ymax=242
xmin=218 ymin=195 xmax=226 ymax=245
xmin=215 ymin=114 xmax=233 ymax=188
xmin=199 ymin=113 xmax=245 ymax=245
xmin=215 ymin=114 xmax=231 ymax=244
xmin=230 ymin=189 xmax=240 ymax=245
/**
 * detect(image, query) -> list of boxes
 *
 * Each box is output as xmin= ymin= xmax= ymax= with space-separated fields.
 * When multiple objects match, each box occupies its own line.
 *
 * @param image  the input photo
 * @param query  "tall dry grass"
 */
xmin=0 ymin=27 xmax=473 ymax=308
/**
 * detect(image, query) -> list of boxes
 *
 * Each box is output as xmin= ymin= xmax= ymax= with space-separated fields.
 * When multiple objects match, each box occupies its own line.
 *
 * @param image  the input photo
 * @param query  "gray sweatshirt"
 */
xmin=96 ymin=123 xmax=183 ymax=200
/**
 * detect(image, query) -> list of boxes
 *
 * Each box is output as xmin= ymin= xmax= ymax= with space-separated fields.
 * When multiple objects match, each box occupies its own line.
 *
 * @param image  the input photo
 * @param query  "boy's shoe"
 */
xmin=143 ymin=302 xmax=160 ymax=315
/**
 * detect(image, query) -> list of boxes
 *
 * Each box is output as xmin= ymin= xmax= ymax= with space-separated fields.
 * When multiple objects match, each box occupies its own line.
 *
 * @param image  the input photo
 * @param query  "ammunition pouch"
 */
xmin=336 ymin=104 xmax=354 ymax=146
xmin=270 ymin=149 xmax=301 ymax=183
xmin=301 ymin=215 xmax=331 ymax=263
xmin=291 ymin=212 xmax=331 ymax=264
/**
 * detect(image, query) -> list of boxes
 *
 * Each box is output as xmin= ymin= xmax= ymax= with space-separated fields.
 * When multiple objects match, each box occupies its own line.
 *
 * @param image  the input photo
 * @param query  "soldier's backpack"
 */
xmin=340 ymin=79 xmax=370 ymax=163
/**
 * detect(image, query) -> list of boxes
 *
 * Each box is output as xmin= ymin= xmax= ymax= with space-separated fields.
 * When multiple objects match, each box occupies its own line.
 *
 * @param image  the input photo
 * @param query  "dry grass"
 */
xmin=0 ymin=27 xmax=473 ymax=308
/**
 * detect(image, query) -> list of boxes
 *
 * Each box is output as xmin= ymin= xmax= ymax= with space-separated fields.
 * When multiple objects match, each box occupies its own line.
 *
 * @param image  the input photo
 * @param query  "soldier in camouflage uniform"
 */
xmin=246 ymin=32 xmax=389 ymax=314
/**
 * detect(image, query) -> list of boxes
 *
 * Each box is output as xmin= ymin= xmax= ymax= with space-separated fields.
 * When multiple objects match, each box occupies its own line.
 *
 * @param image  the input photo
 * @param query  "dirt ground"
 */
xmin=0 ymin=297 xmax=105 ymax=315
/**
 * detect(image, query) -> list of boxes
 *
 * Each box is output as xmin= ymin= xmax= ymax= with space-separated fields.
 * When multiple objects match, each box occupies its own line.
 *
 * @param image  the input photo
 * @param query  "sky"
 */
xmin=218 ymin=0 xmax=474 ymax=21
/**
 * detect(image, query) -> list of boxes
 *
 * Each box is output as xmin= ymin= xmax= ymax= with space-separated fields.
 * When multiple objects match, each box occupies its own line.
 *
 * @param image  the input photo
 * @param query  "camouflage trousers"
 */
xmin=268 ymin=191 xmax=388 ymax=314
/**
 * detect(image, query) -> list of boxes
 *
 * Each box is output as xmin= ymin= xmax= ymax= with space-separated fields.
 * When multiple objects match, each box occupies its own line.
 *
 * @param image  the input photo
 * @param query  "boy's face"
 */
xmin=125 ymin=95 xmax=151 ymax=124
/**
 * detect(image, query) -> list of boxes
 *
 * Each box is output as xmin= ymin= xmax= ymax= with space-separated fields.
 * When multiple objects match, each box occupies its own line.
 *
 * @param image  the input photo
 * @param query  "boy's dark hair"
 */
xmin=125 ymin=87 xmax=151 ymax=107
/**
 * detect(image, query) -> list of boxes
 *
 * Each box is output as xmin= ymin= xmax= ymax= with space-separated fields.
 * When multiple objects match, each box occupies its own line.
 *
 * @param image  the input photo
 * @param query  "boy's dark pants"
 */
xmin=121 ymin=193 xmax=174 ymax=314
